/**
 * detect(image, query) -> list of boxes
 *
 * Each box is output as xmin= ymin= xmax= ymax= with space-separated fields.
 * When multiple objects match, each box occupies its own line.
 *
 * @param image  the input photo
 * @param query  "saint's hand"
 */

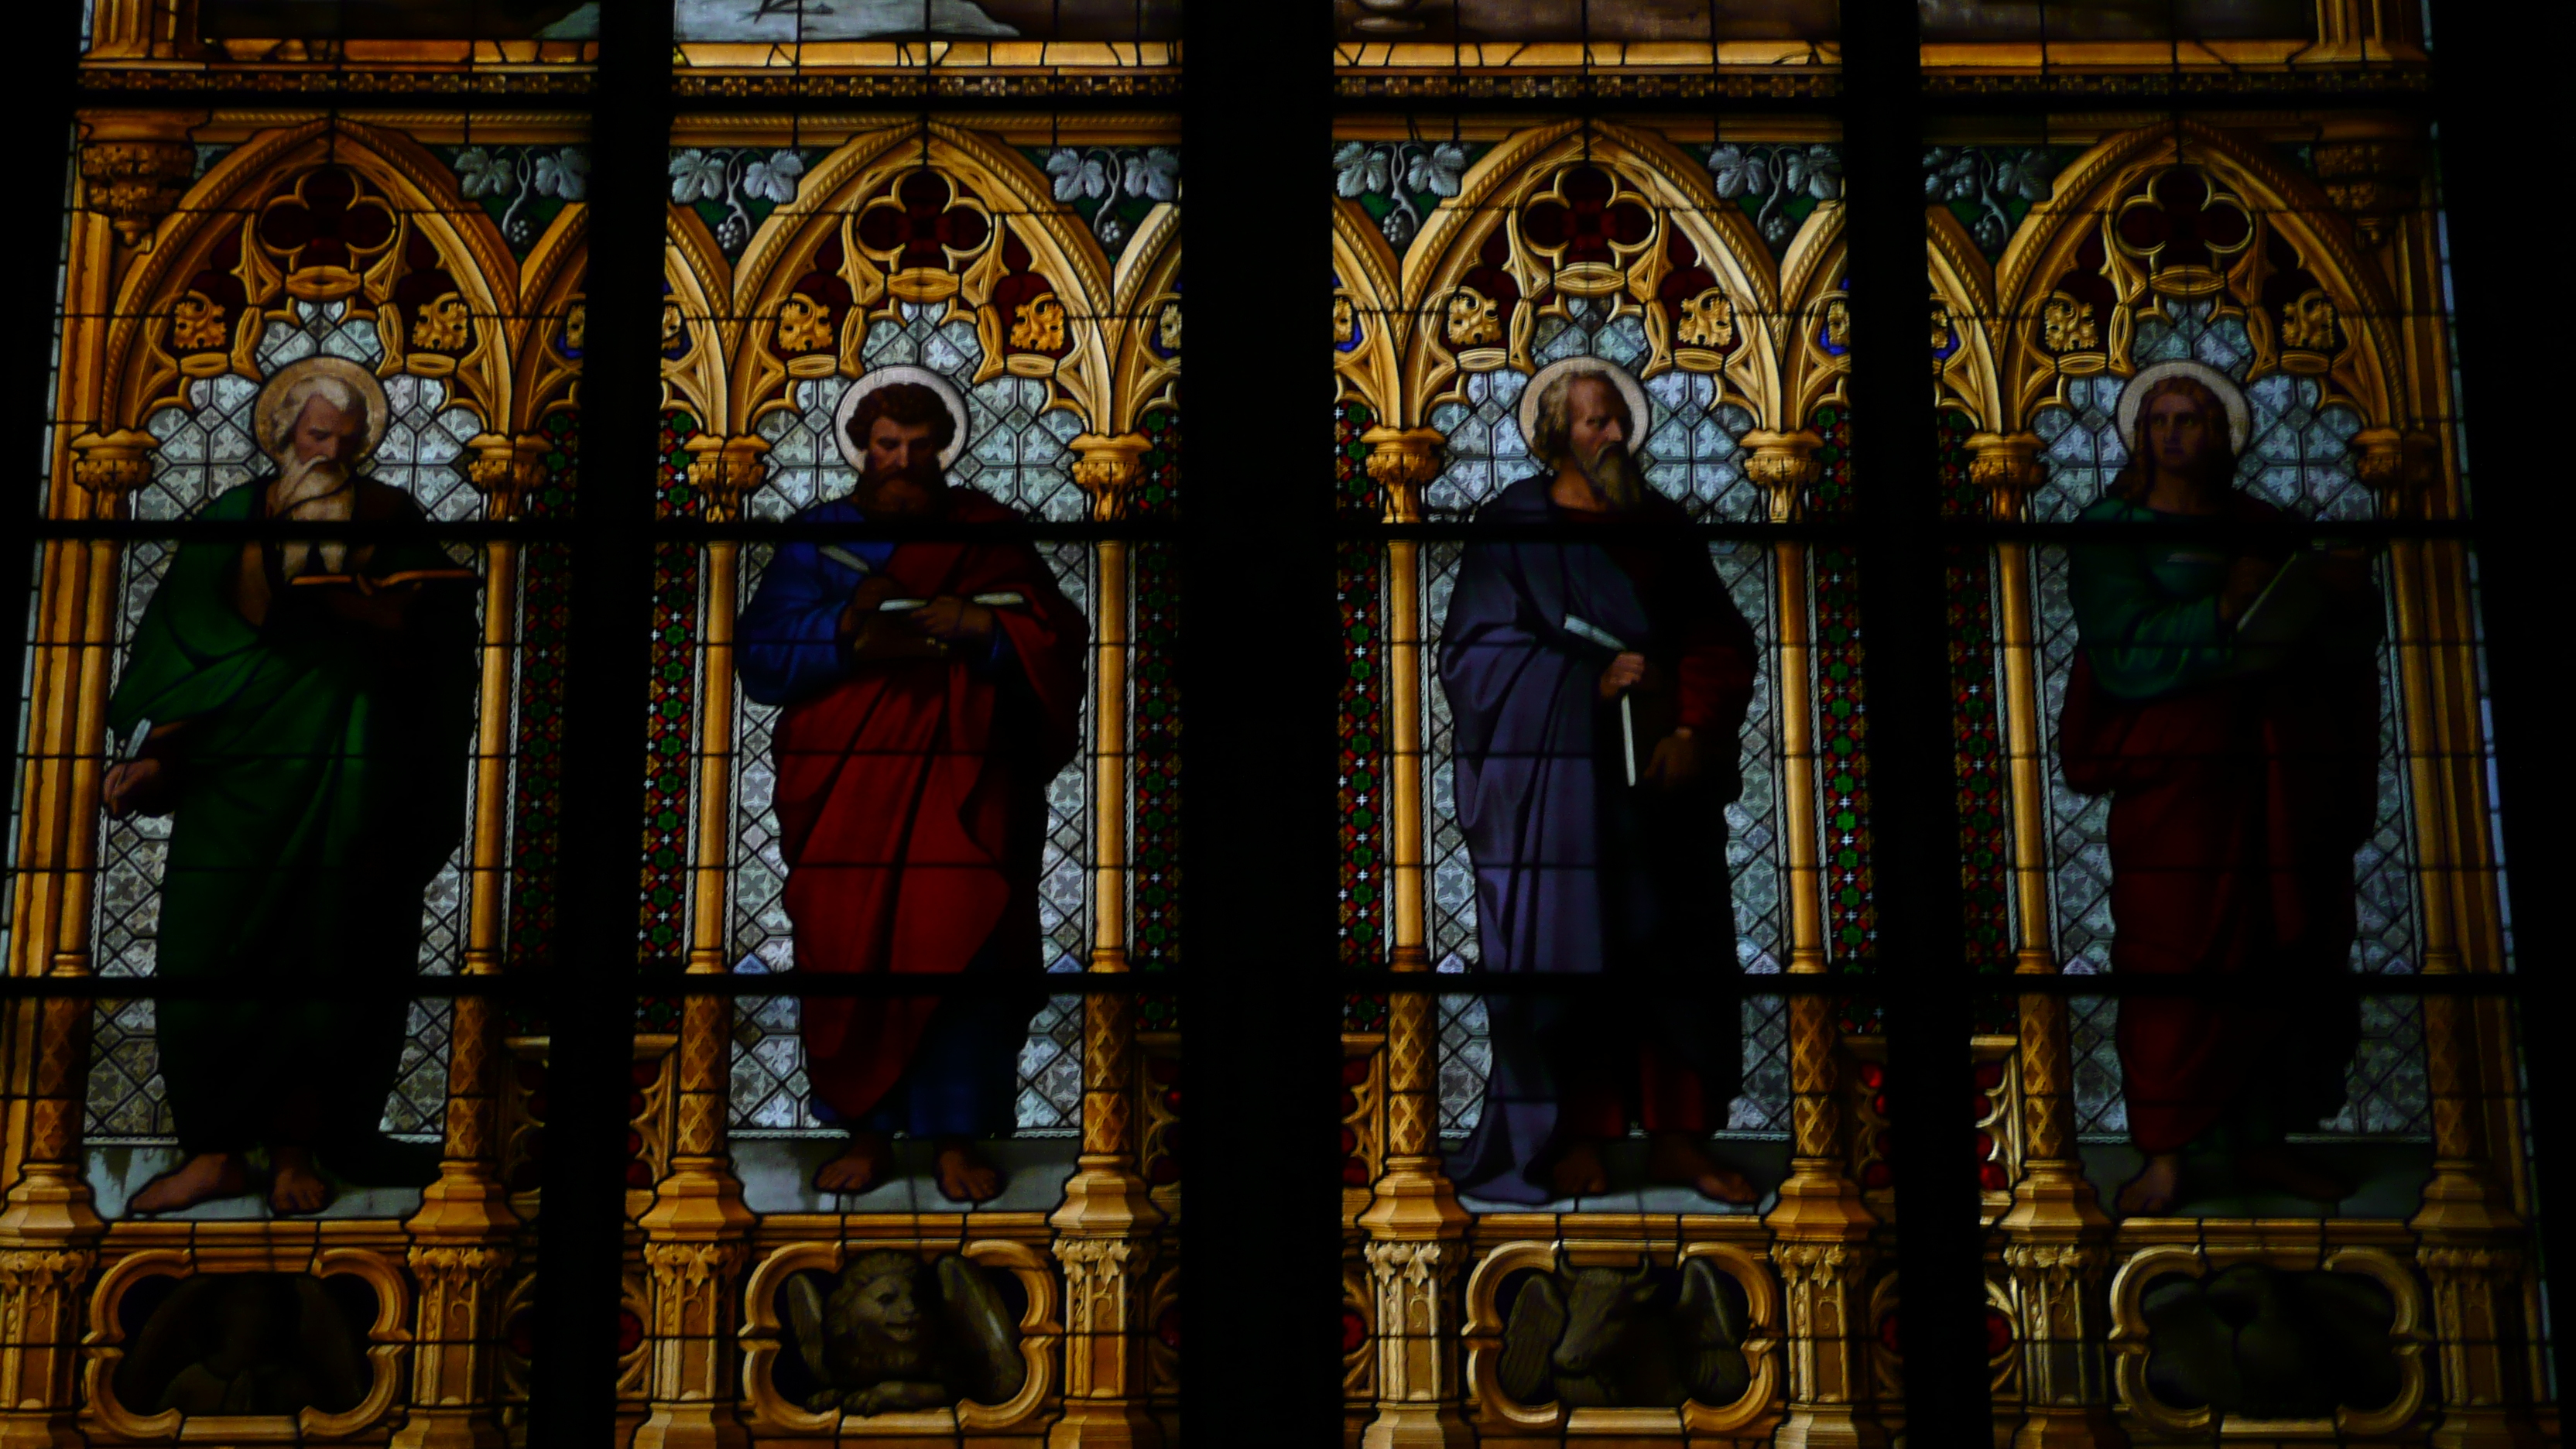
xmin=1642 ymin=730 xmax=1704 ymax=791
xmin=909 ymin=595 xmax=996 ymax=645
xmin=103 ymin=759 xmax=165 ymax=819
xmin=1598 ymin=650 xmax=1650 ymax=701
xmin=2218 ymin=554 xmax=2274 ymax=624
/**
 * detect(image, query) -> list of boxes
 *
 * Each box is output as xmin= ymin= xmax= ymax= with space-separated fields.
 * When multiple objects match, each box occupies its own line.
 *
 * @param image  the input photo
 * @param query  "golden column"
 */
xmin=631 ymin=434 xmax=769 ymax=1449
xmin=1968 ymin=432 xmax=2123 ymax=1449
xmin=1050 ymin=431 xmax=1165 ymax=1449
xmin=1354 ymin=426 xmax=1472 ymax=1449
xmin=2358 ymin=427 xmax=2547 ymax=1448
xmin=1745 ymin=428 xmax=1886 ymax=1449
xmin=390 ymin=433 xmax=549 ymax=1449
xmin=0 ymin=427 xmax=149 ymax=1449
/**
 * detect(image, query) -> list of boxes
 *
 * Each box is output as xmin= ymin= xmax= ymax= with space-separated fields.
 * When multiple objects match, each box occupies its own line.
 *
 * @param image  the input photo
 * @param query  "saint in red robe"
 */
xmin=2059 ymin=492 xmax=2379 ymax=1155
xmin=738 ymin=489 xmax=1086 ymax=1131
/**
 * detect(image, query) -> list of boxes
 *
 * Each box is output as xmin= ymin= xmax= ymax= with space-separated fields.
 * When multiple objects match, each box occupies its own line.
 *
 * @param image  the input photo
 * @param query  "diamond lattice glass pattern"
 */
xmin=1426 ymin=539 xmax=1790 ymax=1139
xmin=727 ymin=543 xmax=1093 ymax=1136
xmin=82 ymin=301 xmax=481 ymax=1141
xmin=2029 ymin=297 xmax=2427 ymax=1138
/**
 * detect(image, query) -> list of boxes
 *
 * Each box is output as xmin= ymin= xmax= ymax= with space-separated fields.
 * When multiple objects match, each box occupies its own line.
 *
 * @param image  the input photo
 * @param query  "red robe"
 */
xmin=766 ymin=492 xmax=1086 ymax=1123
xmin=2058 ymin=501 xmax=2377 ymax=1155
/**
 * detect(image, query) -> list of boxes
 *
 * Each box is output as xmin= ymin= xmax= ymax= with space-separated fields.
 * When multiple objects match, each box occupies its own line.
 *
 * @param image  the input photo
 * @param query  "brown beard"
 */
xmin=1577 ymin=442 xmax=1645 ymax=512
xmin=857 ymin=457 xmax=947 ymax=516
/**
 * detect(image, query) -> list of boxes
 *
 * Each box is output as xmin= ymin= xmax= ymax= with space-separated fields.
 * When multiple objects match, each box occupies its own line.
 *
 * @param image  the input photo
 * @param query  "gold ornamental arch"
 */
xmin=1106 ymin=198 xmax=1181 ymax=435
xmin=1992 ymin=118 xmax=2407 ymax=444
xmin=1394 ymin=118 xmax=1787 ymax=432
xmin=1331 ymin=197 xmax=1403 ymax=423
xmin=723 ymin=122 xmax=1119 ymax=440
xmin=1927 ymin=202 xmax=2002 ymax=430
xmin=1776 ymin=196 xmax=1848 ymax=426
xmin=91 ymin=118 xmax=522 ymax=452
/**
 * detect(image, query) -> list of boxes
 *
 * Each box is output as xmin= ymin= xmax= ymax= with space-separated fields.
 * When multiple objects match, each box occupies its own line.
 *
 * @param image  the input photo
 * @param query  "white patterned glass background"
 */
xmin=84 ymin=300 xmax=481 ymax=1142
xmin=2028 ymin=300 xmax=2427 ymax=1139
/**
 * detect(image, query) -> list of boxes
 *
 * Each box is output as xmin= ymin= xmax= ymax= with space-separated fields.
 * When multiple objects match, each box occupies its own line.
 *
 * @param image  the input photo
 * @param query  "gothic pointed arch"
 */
xmin=513 ymin=200 xmax=587 ymax=431
xmin=662 ymin=211 xmax=729 ymax=428
xmin=96 ymin=117 xmax=519 ymax=444
xmin=1778 ymin=200 xmax=1849 ymax=426
xmin=1331 ymin=198 xmax=1401 ymax=424
xmin=725 ymin=121 xmax=1118 ymax=438
xmin=1394 ymin=118 xmax=1784 ymax=433
xmin=1109 ymin=200 xmax=1181 ymax=434
xmin=1928 ymin=204 xmax=2000 ymax=430
xmin=1992 ymin=118 xmax=2405 ymax=447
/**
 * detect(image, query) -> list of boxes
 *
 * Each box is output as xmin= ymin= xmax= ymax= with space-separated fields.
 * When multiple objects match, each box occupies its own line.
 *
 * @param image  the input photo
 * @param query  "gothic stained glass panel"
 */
xmin=1917 ymin=113 xmax=2543 ymax=1432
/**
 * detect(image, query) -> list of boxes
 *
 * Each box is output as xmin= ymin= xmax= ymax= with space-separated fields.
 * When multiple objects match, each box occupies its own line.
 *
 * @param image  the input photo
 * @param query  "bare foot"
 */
xmin=1546 ymin=1139 xmax=1612 ymax=1200
xmin=129 ymin=1152 xmax=250 ymax=1214
xmin=1646 ymin=1132 xmax=1759 ymax=1204
xmin=268 ymin=1145 xmax=335 ymax=1216
xmin=814 ymin=1131 xmax=893 ymax=1195
xmin=933 ymin=1139 xmax=1004 ymax=1204
xmin=2235 ymin=1146 xmax=2351 ymax=1204
xmin=2115 ymin=1151 xmax=2187 ymax=1216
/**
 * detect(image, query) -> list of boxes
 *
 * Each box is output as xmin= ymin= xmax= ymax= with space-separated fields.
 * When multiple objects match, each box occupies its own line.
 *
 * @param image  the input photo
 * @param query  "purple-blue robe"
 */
xmin=1438 ymin=475 xmax=1756 ymax=1201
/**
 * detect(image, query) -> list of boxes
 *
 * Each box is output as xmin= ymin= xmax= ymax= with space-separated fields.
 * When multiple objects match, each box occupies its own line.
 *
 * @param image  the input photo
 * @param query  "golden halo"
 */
xmin=253 ymin=356 xmax=391 ymax=464
xmin=1517 ymin=357 xmax=1652 ymax=467
xmin=832 ymin=365 xmax=971 ymax=473
xmin=2115 ymin=359 xmax=2252 ymax=454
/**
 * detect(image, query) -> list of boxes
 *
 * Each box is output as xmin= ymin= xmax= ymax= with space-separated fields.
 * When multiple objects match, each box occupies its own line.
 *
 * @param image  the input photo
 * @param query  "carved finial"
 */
xmin=67 ymin=429 xmax=160 ymax=502
xmin=1739 ymin=429 xmax=1824 ymax=523
xmin=78 ymin=141 xmax=196 ymax=250
xmin=1070 ymin=433 xmax=1153 ymax=522
xmin=682 ymin=435 xmax=772 ymax=524
xmin=2312 ymin=141 xmax=2427 ymax=248
xmin=1965 ymin=432 xmax=2048 ymax=522
xmin=1359 ymin=426 xmax=1444 ymax=523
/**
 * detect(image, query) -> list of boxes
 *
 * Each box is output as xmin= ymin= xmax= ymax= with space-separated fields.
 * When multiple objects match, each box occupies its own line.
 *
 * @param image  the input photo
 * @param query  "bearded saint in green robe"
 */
xmin=104 ymin=356 xmax=478 ymax=1216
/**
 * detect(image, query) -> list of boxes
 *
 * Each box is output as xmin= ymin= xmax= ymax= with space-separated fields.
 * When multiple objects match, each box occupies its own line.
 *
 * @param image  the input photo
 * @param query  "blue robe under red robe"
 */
xmin=737 ymin=488 xmax=1086 ymax=1135
xmin=2059 ymin=492 xmax=2379 ymax=1155
xmin=1437 ymin=475 xmax=1758 ymax=1202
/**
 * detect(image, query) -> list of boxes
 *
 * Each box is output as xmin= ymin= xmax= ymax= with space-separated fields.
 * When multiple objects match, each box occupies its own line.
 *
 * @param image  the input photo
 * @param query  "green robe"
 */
xmin=105 ymin=478 xmax=478 ymax=1158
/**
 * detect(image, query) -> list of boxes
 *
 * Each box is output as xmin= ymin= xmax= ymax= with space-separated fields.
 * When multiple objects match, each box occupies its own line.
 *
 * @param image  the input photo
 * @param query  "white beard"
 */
xmin=271 ymin=454 xmax=356 ymax=577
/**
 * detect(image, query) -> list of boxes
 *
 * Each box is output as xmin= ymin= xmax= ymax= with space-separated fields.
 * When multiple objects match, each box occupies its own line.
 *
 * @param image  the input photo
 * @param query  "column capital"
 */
xmin=1741 ymin=428 xmax=1824 ymax=522
xmin=77 ymin=136 xmax=195 ymax=250
xmin=2352 ymin=426 xmax=2441 ymax=516
xmin=1360 ymin=426 xmax=1446 ymax=523
xmin=465 ymin=432 xmax=553 ymax=521
xmin=1965 ymin=431 xmax=2050 ymax=520
xmin=67 ymin=428 xmax=159 ymax=501
xmin=1070 ymin=431 xmax=1153 ymax=521
xmin=680 ymin=433 xmax=770 ymax=524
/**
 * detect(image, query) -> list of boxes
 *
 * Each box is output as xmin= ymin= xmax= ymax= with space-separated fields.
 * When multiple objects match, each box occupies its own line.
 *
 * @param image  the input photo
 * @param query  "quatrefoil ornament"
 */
xmin=2112 ymin=166 xmax=2254 ymax=299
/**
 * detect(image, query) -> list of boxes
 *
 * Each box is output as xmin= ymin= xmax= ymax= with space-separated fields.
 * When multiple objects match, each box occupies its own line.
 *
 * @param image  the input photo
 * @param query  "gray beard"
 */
xmin=1577 ymin=444 xmax=1644 ymax=512
xmin=272 ymin=455 xmax=355 ymax=576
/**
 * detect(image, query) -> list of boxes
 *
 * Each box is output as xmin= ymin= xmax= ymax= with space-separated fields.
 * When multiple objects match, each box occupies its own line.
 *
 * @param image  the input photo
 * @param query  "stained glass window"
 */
xmin=2 ymin=0 xmax=2561 ymax=1443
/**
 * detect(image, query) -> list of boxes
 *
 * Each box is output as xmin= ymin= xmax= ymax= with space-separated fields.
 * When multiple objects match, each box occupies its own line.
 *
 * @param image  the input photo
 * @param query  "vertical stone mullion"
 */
xmin=1749 ymin=431 xmax=1888 ymax=1449
xmin=1353 ymin=427 xmax=1470 ymax=1449
xmin=1051 ymin=433 xmax=1166 ymax=1449
xmin=1969 ymin=431 xmax=2122 ymax=1448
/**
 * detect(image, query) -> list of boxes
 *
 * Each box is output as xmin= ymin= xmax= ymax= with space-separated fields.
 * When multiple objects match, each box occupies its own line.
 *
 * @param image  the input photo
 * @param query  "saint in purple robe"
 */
xmin=1438 ymin=475 xmax=1759 ymax=1202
